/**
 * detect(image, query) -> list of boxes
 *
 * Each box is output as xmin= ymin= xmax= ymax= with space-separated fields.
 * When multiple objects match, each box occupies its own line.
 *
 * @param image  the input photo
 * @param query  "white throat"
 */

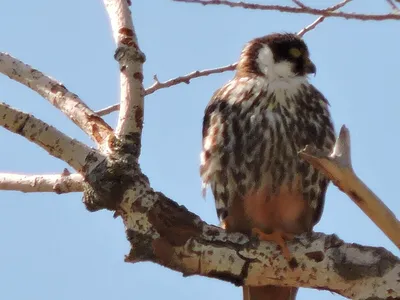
xmin=256 ymin=45 xmax=308 ymax=92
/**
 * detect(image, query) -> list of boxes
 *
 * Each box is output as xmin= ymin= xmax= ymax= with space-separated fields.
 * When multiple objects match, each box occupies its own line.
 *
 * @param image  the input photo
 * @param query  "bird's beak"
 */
xmin=304 ymin=58 xmax=317 ymax=75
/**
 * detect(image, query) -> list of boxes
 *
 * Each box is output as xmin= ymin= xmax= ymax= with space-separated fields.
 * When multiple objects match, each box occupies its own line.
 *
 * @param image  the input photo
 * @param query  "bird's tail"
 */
xmin=243 ymin=285 xmax=298 ymax=300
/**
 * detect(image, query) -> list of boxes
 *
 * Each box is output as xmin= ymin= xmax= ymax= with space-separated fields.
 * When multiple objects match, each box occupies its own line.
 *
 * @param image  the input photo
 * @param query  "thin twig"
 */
xmin=146 ymin=63 xmax=237 ymax=95
xmin=297 ymin=0 xmax=352 ymax=36
xmin=174 ymin=0 xmax=400 ymax=21
xmin=95 ymin=63 xmax=237 ymax=116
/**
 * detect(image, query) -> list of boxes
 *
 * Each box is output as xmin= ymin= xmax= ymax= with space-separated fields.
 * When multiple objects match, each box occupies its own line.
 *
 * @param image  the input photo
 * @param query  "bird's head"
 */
xmin=237 ymin=33 xmax=316 ymax=79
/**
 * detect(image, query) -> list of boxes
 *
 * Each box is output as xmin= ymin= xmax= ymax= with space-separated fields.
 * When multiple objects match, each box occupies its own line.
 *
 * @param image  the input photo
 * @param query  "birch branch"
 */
xmin=299 ymin=126 xmax=400 ymax=250
xmin=0 ymin=53 xmax=113 ymax=147
xmin=80 ymin=154 xmax=400 ymax=299
xmin=0 ymin=172 xmax=83 ymax=193
xmin=104 ymin=0 xmax=145 ymax=143
xmin=0 ymin=102 xmax=102 ymax=173
xmin=174 ymin=0 xmax=400 ymax=21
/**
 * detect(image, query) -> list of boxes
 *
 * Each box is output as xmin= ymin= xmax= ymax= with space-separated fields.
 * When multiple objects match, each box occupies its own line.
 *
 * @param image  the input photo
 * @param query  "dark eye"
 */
xmin=289 ymin=48 xmax=302 ymax=58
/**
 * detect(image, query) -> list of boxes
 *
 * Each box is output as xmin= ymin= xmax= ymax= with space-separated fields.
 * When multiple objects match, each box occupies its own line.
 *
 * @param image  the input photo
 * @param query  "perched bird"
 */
xmin=200 ymin=33 xmax=336 ymax=300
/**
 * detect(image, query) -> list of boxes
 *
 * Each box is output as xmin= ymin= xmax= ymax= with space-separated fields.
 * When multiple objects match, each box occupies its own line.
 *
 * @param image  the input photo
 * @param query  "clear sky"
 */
xmin=0 ymin=1 xmax=399 ymax=300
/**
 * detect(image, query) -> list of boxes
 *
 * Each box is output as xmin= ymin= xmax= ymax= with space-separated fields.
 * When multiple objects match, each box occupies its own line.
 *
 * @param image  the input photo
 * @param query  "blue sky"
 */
xmin=0 ymin=1 xmax=399 ymax=299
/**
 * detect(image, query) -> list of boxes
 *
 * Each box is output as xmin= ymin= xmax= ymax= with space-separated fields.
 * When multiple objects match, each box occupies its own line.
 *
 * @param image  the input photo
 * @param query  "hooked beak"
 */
xmin=304 ymin=58 xmax=317 ymax=75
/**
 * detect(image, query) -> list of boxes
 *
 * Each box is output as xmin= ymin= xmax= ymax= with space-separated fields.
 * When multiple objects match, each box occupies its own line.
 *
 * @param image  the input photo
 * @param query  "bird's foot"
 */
xmin=220 ymin=216 xmax=234 ymax=230
xmin=251 ymin=228 xmax=294 ymax=261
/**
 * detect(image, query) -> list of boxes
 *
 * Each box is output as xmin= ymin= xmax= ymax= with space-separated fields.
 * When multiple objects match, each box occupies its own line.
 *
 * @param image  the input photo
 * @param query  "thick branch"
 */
xmin=83 ymin=169 xmax=399 ymax=299
xmin=80 ymin=140 xmax=399 ymax=299
xmin=104 ymin=0 xmax=145 ymax=142
xmin=0 ymin=172 xmax=83 ymax=193
xmin=0 ymin=102 xmax=103 ymax=173
xmin=0 ymin=53 xmax=113 ymax=147
xmin=300 ymin=126 xmax=400 ymax=250
xmin=174 ymin=0 xmax=400 ymax=21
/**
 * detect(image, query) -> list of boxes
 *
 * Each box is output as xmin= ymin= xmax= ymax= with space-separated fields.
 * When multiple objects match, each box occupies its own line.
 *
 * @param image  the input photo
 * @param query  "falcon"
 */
xmin=200 ymin=33 xmax=336 ymax=300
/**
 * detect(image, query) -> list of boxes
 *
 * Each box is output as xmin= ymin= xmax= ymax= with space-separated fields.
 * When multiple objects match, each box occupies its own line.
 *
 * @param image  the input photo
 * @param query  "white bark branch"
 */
xmin=0 ymin=102 xmax=103 ymax=173
xmin=300 ymin=125 xmax=400 ymax=250
xmin=0 ymin=53 xmax=113 ymax=148
xmin=104 ymin=0 xmax=145 ymax=140
xmin=104 ymin=179 xmax=400 ymax=300
xmin=0 ymin=172 xmax=83 ymax=193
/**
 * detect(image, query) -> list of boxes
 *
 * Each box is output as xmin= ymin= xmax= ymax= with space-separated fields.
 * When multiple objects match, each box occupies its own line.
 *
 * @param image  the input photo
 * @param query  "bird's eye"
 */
xmin=289 ymin=48 xmax=302 ymax=58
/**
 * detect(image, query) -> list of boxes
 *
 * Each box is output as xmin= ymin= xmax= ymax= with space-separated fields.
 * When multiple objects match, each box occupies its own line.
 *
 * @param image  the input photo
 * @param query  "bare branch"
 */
xmin=174 ymin=0 xmax=400 ymax=21
xmin=104 ymin=0 xmax=145 ymax=142
xmin=95 ymin=0 xmax=353 ymax=117
xmin=300 ymin=126 xmax=400 ymax=250
xmin=0 ymin=53 xmax=113 ymax=147
xmin=146 ymin=63 xmax=237 ymax=95
xmin=0 ymin=172 xmax=83 ymax=193
xmin=95 ymin=63 xmax=237 ymax=116
xmin=297 ymin=0 xmax=352 ymax=37
xmin=83 ymin=162 xmax=400 ymax=299
xmin=0 ymin=102 xmax=102 ymax=173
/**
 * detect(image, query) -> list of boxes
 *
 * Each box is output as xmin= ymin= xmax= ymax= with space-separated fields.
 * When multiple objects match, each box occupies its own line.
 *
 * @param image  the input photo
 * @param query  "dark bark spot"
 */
xmin=323 ymin=233 xmax=344 ymax=250
xmin=133 ymin=72 xmax=144 ymax=82
xmin=135 ymin=107 xmax=143 ymax=130
xmin=152 ymin=238 xmax=175 ymax=266
xmin=207 ymin=271 xmax=243 ymax=287
xmin=120 ymin=37 xmax=134 ymax=47
xmin=349 ymin=190 xmax=363 ymax=204
xmin=50 ymin=83 xmax=67 ymax=96
xmin=332 ymin=245 xmax=399 ymax=281
xmin=131 ymin=196 xmax=148 ymax=213
xmin=15 ymin=116 xmax=29 ymax=135
xmin=289 ymin=258 xmax=299 ymax=269
xmin=205 ymin=226 xmax=222 ymax=237
xmin=125 ymin=230 xmax=155 ymax=263
xmin=305 ymin=251 xmax=325 ymax=262
xmin=119 ymin=27 xmax=134 ymax=37
xmin=148 ymin=193 xmax=202 ymax=247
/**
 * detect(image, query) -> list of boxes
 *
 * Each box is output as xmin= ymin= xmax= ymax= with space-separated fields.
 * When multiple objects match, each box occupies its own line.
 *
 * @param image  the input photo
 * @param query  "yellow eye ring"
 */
xmin=289 ymin=48 xmax=302 ymax=58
